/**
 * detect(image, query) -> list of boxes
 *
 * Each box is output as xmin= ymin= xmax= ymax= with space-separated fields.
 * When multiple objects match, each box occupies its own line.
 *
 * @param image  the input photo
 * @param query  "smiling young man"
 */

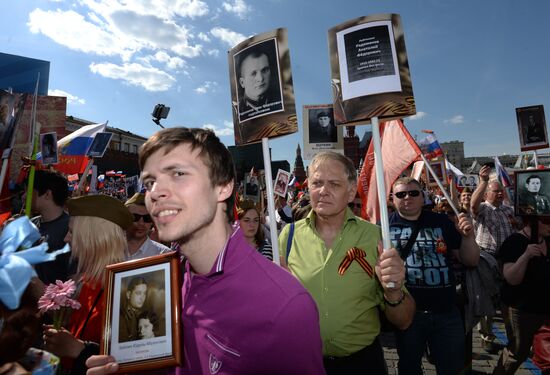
xmin=86 ymin=127 xmax=324 ymax=375
xmin=279 ymin=151 xmax=414 ymax=374
xmin=389 ymin=177 xmax=480 ymax=375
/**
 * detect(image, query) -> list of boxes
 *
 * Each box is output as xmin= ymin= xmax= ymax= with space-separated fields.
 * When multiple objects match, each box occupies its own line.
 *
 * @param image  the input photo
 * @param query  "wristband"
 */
xmin=384 ymin=290 xmax=406 ymax=307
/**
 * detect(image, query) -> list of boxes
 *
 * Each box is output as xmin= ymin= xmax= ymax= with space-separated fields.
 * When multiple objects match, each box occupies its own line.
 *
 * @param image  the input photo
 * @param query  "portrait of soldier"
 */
xmin=309 ymin=109 xmax=337 ymax=143
xmin=518 ymin=174 xmax=550 ymax=215
xmin=119 ymin=277 xmax=148 ymax=343
xmin=236 ymin=39 xmax=283 ymax=122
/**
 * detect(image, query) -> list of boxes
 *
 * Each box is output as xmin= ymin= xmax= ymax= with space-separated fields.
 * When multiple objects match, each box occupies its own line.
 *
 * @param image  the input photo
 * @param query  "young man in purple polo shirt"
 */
xmin=86 ymin=128 xmax=324 ymax=375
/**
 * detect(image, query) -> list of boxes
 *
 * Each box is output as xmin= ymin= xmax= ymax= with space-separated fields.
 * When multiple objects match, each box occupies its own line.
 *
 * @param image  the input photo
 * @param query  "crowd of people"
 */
xmin=0 ymin=127 xmax=549 ymax=375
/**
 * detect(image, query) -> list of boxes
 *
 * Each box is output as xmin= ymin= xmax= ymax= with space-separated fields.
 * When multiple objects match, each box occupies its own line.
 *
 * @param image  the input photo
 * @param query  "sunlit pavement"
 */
xmin=381 ymin=315 xmax=542 ymax=374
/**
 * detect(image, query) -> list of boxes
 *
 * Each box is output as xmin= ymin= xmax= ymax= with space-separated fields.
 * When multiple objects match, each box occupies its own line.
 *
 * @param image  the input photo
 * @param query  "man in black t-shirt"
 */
xmin=493 ymin=218 xmax=550 ymax=374
xmin=389 ymin=177 xmax=480 ymax=375
xmin=28 ymin=170 xmax=74 ymax=284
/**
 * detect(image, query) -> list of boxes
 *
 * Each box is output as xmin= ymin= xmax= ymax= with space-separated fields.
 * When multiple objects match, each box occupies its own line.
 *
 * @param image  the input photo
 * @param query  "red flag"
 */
xmin=358 ymin=119 xmax=422 ymax=223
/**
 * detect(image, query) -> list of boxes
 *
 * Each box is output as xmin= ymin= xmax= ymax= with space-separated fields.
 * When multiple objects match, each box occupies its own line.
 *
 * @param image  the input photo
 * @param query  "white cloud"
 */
xmin=203 ymin=121 xmax=234 ymax=136
xmin=90 ymin=62 xmax=176 ymax=91
xmin=28 ymin=4 xmax=204 ymax=62
xmin=406 ymin=111 xmax=427 ymax=121
xmin=153 ymin=51 xmax=186 ymax=70
xmin=207 ymin=49 xmax=220 ymax=57
xmin=210 ymin=27 xmax=246 ymax=48
xmin=444 ymin=115 xmax=464 ymax=124
xmin=48 ymin=89 xmax=86 ymax=105
xmin=80 ymin=0 xmax=209 ymax=20
xmin=194 ymin=81 xmax=218 ymax=94
xmin=222 ymin=0 xmax=250 ymax=17
xmin=198 ymin=32 xmax=210 ymax=42
xmin=28 ymin=8 xmax=138 ymax=61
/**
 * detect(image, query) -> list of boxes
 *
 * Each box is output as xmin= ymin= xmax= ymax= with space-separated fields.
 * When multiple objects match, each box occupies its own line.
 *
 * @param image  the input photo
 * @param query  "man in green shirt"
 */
xmin=279 ymin=151 xmax=415 ymax=374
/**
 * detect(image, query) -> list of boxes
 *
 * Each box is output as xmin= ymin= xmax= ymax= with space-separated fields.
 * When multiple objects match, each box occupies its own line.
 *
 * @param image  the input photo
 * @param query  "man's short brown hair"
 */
xmin=139 ymin=127 xmax=236 ymax=222
xmin=392 ymin=177 xmax=422 ymax=191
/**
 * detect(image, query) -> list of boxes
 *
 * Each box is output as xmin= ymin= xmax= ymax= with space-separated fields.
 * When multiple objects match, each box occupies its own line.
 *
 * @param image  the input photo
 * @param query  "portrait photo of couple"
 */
xmin=118 ymin=272 xmax=166 ymax=343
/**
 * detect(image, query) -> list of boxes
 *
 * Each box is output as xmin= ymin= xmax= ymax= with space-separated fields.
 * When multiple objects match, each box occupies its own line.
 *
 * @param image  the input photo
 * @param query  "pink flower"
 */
xmin=38 ymin=279 xmax=81 ymax=328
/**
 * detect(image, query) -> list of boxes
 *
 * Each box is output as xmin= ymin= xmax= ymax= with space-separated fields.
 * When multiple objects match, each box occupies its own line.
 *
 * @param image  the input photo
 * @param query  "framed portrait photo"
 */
xmin=302 ymin=104 xmax=344 ymax=160
xmin=516 ymin=105 xmax=548 ymax=152
xmin=515 ymin=169 xmax=550 ymax=217
xmin=426 ymin=161 xmax=447 ymax=186
xmin=273 ymin=169 xmax=291 ymax=198
xmin=101 ymin=252 xmax=182 ymax=373
xmin=40 ymin=132 xmax=58 ymax=165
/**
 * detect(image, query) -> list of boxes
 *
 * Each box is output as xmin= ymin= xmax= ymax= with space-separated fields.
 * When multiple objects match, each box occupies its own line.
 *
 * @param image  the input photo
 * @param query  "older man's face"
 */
xmin=309 ymin=159 xmax=355 ymax=218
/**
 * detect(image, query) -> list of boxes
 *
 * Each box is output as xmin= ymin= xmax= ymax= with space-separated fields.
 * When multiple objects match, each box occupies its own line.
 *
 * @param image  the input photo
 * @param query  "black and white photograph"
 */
xmin=516 ymin=105 xmax=548 ymax=152
xmin=457 ymin=174 xmax=479 ymax=188
xmin=228 ymin=28 xmax=297 ymax=145
xmin=273 ymin=169 xmax=290 ymax=198
xmin=40 ymin=132 xmax=58 ymax=165
xmin=234 ymin=38 xmax=283 ymax=123
xmin=515 ymin=169 xmax=550 ymax=216
xmin=102 ymin=253 xmax=182 ymax=373
xmin=87 ymin=132 xmax=113 ymax=158
xmin=309 ymin=107 xmax=337 ymax=144
xmin=244 ymin=172 xmax=260 ymax=202
xmin=0 ymin=90 xmax=26 ymax=151
xmin=302 ymin=104 xmax=344 ymax=160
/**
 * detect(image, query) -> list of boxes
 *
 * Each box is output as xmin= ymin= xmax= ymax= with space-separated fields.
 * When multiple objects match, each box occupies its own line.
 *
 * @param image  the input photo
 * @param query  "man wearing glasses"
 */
xmin=389 ymin=177 xmax=480 ymax=375
xmin=124 ymin=193 xmax=170 ymax=260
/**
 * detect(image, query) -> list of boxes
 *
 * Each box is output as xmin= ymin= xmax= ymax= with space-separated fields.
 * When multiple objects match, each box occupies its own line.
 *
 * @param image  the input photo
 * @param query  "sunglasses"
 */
xmin=394 ymin=190 xmax=421 ymax=199
xmin=133 ymin=213 xmax=153 ymax=223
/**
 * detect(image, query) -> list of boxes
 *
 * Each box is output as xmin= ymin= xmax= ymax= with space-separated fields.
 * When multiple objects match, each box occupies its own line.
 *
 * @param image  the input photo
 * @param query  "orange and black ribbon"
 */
xmin=338 ymin=247 xmax=374 ymax=278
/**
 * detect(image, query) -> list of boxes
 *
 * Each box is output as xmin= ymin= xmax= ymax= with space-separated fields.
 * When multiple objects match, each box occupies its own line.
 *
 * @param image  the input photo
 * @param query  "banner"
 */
xmin=358 ymin=119 xmax=421 ymax=222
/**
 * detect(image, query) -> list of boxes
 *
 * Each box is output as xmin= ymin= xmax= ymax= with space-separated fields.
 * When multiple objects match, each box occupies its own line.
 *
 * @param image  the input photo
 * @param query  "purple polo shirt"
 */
xmin=171 ymin=227 xmax=325 ymax=375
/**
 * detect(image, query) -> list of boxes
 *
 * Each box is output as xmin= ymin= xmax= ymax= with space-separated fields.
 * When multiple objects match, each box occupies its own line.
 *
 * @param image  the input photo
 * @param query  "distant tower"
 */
xmin=344 ymin=126 xmax=361 ymax=169
xmin=292 ymin=144 xmax=307 ymax=184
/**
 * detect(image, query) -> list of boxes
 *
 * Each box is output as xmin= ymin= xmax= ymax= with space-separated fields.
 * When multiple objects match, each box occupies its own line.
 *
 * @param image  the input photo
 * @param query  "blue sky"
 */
xmin=3 ymin=0 xmax=550 ymax=166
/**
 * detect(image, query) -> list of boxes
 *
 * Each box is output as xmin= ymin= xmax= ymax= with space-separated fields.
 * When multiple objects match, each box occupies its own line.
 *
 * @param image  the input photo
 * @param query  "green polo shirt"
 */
xmin=279 ymin=208 xmax=384 ymax=357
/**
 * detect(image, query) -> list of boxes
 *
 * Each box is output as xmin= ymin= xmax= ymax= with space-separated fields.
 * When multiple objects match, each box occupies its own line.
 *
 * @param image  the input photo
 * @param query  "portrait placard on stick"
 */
xmin=273 ymin=169 xmax=291 ymax=198
xmin=40 ymin=132 xmax=58 ymax=165
xmin=328 ymin=14 xmax=416 ymax=126
xmin=426 ymin=160 xmax=447 ymax=187
xmin=516 ymin=105 xmax=548 ymax=152
xmin=302 ymin=104 xmax=344 ymax=160
xmin=87 ymin=132 xmax=113 ymax=158
xmin=102 ymin=252 xmax=182 ymax=373
xmin=228 ymin=28 xmax=297 ymax=145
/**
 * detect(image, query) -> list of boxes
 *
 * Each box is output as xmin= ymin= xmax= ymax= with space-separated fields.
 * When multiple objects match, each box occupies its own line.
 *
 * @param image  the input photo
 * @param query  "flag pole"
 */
xmin=420 ymin=154 xmax=460 ymax=216
xmin=262 ymin=137 xmax=280 ymax=265
xmin=371 ymin=116 xmax=395 ymax=288
xmin=24 ymin=74 xmax=40 ymax=217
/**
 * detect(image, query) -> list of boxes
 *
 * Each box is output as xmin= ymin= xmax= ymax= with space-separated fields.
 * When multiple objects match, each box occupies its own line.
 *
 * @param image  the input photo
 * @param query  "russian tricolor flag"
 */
xmin=418 ymin=134 xmax=444 ymax=160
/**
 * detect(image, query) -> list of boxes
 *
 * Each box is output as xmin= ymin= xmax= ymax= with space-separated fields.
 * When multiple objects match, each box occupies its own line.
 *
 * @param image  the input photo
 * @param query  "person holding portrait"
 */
xmin=86 ymin=127 xmax=324 ymax=374
xmin=43 ymin=195 xmax=132 ymax=374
